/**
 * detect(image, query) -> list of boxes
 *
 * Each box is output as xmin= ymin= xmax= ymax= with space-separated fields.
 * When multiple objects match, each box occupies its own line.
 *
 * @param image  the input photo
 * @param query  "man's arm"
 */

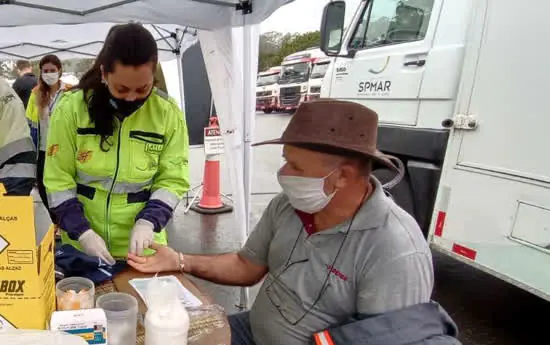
xmin=0 ymin=79 xmax=36 ymax=195
xmin=182 ymin=252 xmax=267 ymax=286
xmin=128 ymin=195 xmax=282 ymax=285
xmin=183 ymin=195 xmax=281 ymax=286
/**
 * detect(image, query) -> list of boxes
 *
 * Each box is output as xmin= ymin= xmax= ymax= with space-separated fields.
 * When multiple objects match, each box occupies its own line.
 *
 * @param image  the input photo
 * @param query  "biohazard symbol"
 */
xmin=77 ymin=150 xmax=93 ymax=163
xmin=47 ymin=144 xmax=59 ymax=157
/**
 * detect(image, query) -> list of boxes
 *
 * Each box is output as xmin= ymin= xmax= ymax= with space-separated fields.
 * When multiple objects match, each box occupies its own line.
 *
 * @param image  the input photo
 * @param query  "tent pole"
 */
xmin=176 ymin=51 xmax=186 ymax=113
xmin=237 ymin=19 xmax=255 ymax=312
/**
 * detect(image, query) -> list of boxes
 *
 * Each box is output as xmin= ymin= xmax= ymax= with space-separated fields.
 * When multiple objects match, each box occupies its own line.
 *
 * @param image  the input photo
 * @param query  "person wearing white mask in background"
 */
xmin=127 ymin=100 xmax=459 ymax=345
xmin=26 ymin=54 xmax=73 ymax=228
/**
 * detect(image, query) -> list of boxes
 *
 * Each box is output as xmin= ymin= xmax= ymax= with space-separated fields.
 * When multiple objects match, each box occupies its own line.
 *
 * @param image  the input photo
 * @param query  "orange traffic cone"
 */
xmin=190 ymin=117 xmax=233 ymax=215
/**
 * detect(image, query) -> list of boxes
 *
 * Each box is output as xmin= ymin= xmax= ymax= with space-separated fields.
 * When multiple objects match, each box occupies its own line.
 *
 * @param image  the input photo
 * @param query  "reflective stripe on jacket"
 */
xmin=0 ymin=78 xmax=36 ymax=195
xmin=311 ymin=302 xmax=460 ymax=345
xmin=44 ymin=88 xmax=190 ymax=258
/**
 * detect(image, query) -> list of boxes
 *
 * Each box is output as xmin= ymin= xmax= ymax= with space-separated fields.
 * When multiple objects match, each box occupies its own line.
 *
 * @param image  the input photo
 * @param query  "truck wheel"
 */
xmin=264 ymin=109 xmax=273 ymax=114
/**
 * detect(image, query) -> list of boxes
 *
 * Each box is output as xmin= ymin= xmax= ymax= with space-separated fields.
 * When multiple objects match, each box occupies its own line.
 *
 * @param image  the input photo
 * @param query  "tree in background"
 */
xmin=0 ymin=61 xmax=18 ymax=79
xmin=73 ymin=59 xmax=95 ymax=78
xmin=258 ymin=30 xmax=321 ymax=72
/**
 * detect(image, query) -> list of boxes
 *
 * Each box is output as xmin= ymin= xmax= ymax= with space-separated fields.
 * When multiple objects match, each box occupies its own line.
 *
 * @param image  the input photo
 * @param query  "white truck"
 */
xmin=319 ymin=0 xmax=550 ymax=301
xmin=256 ymin=66 xmax=281 ymax=114
xmin=306 ymin=57 xmax=332 ymax=102
xmin=278 ymin=47 xmax=327 ymax=112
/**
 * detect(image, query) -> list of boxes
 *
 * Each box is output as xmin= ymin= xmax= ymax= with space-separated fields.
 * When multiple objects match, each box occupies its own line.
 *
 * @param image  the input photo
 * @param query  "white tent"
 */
xmin=0 ymin=0 xmax=293 ymax=308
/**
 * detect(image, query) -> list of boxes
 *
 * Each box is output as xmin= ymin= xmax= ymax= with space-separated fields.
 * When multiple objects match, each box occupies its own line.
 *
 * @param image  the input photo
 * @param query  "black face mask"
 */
xmin=109 ymin=95 xmax=148 ymax=117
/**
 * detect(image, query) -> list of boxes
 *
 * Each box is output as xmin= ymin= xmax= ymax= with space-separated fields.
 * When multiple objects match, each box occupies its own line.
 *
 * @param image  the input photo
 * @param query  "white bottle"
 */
xmin=144 ymin=277 xmax=190 ymax=345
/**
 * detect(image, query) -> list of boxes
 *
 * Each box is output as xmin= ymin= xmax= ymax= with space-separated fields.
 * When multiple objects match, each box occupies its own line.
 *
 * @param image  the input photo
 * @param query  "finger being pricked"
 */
xmin=127 ymin=258 xmax=151 ymax=272
xmin=127 ymin=253 xmax=147 ymax=264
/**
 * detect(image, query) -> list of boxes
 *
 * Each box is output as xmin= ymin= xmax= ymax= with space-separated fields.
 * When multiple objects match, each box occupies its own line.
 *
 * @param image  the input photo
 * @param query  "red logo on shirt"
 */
xmin=326 ymin=265 xmax=348 ymax=281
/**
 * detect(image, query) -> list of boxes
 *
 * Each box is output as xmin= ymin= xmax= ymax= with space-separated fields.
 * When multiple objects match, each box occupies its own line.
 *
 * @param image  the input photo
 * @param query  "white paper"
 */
xmin=128 ymin=275 xmax=203 ymax=308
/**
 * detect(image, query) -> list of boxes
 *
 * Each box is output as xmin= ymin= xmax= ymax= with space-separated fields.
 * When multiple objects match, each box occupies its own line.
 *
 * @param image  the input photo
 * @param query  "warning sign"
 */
xmin=0 ymin=314 xmax=15 ymax=330
xmin=204 ymin=127 xmax=224 ymax=156
xmin=0 ymin=195 xmax=56 ymax=330
xmin=0 ymin=235 xmax=9 ymax=256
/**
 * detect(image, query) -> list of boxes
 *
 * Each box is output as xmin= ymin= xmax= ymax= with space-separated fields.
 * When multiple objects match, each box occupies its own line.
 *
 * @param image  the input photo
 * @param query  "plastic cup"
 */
xmin=56 ymin=277 xmax=95 ymax=311
xmin=96 ymin=292 xmax=138 ymax=345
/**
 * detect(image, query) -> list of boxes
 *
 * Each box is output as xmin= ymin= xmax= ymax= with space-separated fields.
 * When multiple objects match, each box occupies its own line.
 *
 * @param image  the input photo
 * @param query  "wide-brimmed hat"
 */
xmin=253 ymin=99 xmax=399 ymax=172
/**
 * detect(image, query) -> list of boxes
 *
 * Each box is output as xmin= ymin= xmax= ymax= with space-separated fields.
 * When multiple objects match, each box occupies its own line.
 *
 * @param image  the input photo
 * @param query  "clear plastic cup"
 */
xmin=56 ymin=277 xmax=95 ymax=311
xmin=96 ymin=292 xmax=138 ymax=345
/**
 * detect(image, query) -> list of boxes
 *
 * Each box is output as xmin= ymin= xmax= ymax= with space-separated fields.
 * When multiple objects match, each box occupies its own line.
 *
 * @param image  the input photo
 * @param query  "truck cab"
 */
xmin=306 ymin=57 xmax=332 ymax=102
xmin=319 ymin=0 xmax=463 ymax=233
xmin=256 ymin=66 xmax=281 ymax=114
xmin=319 ymin=0 xmax=550 ymax=302
xmin=278 ymin=48 xmax=326 ymax=112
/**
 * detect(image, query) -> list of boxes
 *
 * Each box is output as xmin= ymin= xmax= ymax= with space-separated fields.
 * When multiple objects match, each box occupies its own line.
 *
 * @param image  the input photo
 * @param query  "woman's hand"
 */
xmin=79 ymin=229 xmax=116 ymax=265
xmin=127 ymin=243 xmax=180 ymax=273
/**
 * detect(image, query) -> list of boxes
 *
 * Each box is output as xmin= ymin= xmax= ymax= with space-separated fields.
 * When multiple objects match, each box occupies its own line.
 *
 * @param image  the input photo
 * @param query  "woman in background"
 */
xmin=26 ymin=54 xmax=72 ymax=224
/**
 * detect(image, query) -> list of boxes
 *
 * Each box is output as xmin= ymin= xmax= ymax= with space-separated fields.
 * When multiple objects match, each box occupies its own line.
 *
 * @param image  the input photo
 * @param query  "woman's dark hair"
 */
xmin=37 ymin=54 xmax=62 ymax=113
xmin=78 ymin=23 xmax=158 ymax=151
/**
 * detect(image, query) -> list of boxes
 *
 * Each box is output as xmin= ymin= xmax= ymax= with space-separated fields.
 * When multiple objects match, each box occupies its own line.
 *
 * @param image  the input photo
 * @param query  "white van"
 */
xmin=319 ymin=0 xmax=550 ymax=301
xmin=256 ymin=66 xmax=281 ymax=114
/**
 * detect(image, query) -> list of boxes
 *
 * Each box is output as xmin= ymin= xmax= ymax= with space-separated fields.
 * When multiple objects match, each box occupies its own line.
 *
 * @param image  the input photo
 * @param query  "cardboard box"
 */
xmin=50 ymin=309 xmax=107 ymax=345
xmin=0 ymin=190 xmax=56 ymax=330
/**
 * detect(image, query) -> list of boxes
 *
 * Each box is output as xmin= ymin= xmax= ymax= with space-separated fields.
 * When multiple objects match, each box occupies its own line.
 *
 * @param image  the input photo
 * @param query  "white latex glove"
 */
xmin=78 ymin=229 xmax=116 ymax=265
xmin=129 ymin=219 xmax=155 ymax=256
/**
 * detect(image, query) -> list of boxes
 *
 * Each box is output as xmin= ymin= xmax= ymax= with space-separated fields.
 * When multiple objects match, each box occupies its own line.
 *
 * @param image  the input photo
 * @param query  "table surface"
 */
xmin=97 ymin=269 xmax=231 ymax=345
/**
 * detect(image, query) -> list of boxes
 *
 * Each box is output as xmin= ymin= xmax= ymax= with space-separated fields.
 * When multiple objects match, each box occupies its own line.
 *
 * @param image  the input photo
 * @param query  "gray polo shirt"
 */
xmin=239 ymin=177 xmax=434 ymax=345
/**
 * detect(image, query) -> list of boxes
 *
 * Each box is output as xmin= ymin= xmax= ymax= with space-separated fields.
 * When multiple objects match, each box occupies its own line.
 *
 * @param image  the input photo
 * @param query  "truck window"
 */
xmin=310 ymin=62 xmax=330 ymax=79
xmin=279 ymin=62 xmax=310 ymax=84
xmin=349 ymin=0 xmax=435 ymax=50
xmin=257 ymin=73 xmax=280 ymax=86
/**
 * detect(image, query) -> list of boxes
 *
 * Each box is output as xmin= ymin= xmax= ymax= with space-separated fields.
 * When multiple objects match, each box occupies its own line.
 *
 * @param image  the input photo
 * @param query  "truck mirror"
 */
xmin=320 ymin=1 xmax=346 ymax=56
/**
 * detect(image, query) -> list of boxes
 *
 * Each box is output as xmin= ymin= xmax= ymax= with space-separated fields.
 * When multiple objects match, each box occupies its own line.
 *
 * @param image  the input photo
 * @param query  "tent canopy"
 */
xmin=0 ymin=0 xmax=286 ymax=29
xmin=0 ymin=23 xmax=198 ymax=61
xmin=0 ymin=3 xmax=293 ymax=310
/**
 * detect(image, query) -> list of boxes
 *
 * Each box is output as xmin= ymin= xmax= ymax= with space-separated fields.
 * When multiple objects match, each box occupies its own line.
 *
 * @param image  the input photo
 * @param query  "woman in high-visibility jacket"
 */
xmin=44 ymin=23 xmax=190 ymax=264
xmin=26 ymin=54 xmax=72 ymax=223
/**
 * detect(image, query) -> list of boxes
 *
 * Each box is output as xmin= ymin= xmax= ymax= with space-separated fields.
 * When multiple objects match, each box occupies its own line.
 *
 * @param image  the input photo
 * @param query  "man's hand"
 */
xmin=127 ymin=243 xmax=179 ymax=273
xmin=129 ymin=219 xmax=154 ymax=255
xmin=79 ymin=229 xmax=116 ymax=265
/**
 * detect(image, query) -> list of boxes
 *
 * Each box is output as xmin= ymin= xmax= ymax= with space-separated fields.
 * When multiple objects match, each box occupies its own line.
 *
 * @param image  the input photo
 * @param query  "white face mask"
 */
xmin=42 ymin=72 xmax=59 ymax=86
xmin=277 ymin=169 xmax=337 ymax=214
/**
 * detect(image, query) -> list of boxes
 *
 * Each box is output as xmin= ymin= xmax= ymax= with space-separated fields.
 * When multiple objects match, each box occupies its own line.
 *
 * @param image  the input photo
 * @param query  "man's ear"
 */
xmin=334 ymin=165 xmax=354 ymax=189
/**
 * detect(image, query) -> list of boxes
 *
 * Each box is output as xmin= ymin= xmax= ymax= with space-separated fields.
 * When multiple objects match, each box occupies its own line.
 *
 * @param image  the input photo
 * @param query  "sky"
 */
xmin=260 ymin=0 xmax=362 ymax=34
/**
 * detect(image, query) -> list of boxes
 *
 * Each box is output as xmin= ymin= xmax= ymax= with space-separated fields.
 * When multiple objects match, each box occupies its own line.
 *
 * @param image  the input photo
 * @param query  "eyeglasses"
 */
xmin=265 ymin=252 xmax=334 ymax=325
xmin=264 ymin=212 xmax=359 ymax=325
xmin=264 ymin=186 xmax=369 ymax=325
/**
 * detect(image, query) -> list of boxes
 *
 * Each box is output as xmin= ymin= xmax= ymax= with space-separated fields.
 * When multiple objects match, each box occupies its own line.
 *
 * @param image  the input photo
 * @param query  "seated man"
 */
xmin=128 ymin=99 xmax=459 ymax=345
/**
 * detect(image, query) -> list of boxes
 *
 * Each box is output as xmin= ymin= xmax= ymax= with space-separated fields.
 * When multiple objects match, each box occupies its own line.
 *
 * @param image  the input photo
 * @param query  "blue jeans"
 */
xmin=228 ymin=312 xmax=256 ymax=345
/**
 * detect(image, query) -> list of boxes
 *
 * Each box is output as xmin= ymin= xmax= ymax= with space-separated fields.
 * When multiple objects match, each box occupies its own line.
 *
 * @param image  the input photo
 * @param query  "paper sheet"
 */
xmin=128 ymin=275 xmax=203 ymax=308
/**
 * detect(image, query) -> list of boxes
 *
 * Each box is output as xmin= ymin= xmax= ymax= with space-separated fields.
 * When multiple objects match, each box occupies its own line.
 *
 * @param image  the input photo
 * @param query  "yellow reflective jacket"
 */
xmin=44 ymin=88 xmax=190 ymax=258
xmin=0 ymin=78 xmax=36 ymax=195
xmin=26 ymin=83 xmax=73 ymax=150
